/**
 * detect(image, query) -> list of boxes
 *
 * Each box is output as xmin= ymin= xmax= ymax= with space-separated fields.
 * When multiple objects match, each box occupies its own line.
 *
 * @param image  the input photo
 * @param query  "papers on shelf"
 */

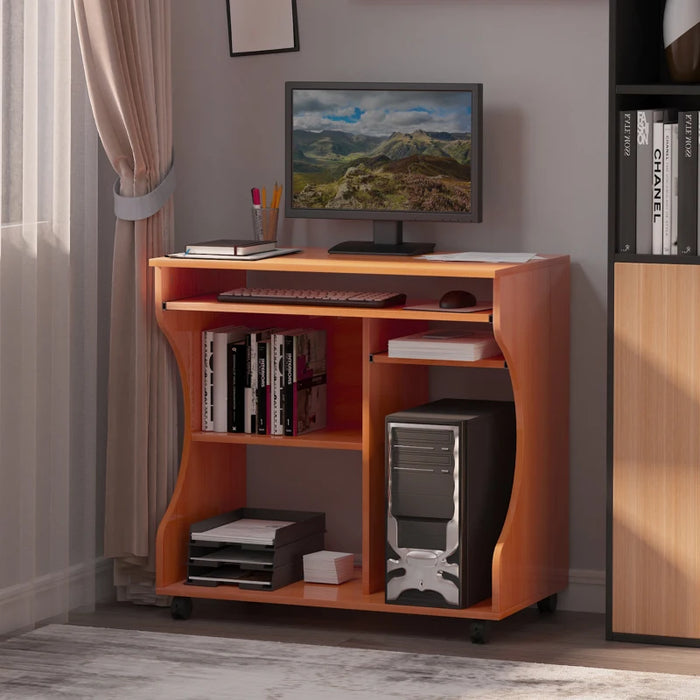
xmin=388 ymin=328 xmax=500 ymax=361
xmin=303 ymin=550 xmax=355 ymax=584
xmin=191 ymin=518 xmax=294 ymax=545
xmin=419 ymin=252 xmax=539 ymax=263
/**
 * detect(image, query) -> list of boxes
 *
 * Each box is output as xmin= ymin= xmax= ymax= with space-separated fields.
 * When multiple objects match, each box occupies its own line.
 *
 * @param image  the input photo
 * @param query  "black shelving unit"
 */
xmin=607 ymin=0 xmax=700 ymax=647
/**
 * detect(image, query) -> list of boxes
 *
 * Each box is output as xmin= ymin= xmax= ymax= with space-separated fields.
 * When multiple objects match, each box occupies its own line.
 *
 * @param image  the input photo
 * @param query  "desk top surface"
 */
xmin=150 ymin=248 xmax=568 ymax=280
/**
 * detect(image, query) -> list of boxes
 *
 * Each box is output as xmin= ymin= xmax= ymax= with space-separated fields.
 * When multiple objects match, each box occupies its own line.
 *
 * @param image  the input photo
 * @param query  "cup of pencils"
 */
xmin=251 ymin=183 xmax=282 ymax=242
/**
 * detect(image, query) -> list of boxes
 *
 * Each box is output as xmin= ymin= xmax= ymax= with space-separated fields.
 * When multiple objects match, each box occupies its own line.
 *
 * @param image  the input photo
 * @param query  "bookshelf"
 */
xmin=149 ymin=249 xmax=569 ymax=641
xmin=608 ymin=0 xmax=700 ymax=645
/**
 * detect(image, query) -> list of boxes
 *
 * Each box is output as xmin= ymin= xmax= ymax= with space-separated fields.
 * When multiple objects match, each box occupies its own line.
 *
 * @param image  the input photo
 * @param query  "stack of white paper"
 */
xmin=419 ymin=251 xmax=538 ymax=263
xmin=387 ymin=328 xmax=500 ymax=361
xmin=192 ymin=518 xmax=294 ymax=545
xmin=303 ymin=550 xmax=354 ymax=584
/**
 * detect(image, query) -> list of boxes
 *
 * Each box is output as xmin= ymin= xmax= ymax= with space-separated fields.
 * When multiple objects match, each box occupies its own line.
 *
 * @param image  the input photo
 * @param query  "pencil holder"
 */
xmin=252 ymin=207 xmax=279 ymax=242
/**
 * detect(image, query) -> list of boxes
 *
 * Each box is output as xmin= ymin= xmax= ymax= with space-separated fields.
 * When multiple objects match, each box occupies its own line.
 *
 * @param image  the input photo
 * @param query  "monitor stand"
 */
xmin=328 ymin=221 xmax=435 ymax=256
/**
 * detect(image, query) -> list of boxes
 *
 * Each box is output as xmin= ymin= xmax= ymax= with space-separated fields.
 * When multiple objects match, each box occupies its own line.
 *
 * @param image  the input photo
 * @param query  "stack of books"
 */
xmin=302 ymin=550 xmax=354 ymax=585
xmin=387 ymin=328 xmax=500 ymax=361
xmin=202 ymin=324 xmax=327 ymax=436
xmin=271 ymin=328 xmax=327 ymax=436
xmin=617 ymin=108 xmax=700 ymax=256
xmin=202 ymin=324 xmax=250 ymax=432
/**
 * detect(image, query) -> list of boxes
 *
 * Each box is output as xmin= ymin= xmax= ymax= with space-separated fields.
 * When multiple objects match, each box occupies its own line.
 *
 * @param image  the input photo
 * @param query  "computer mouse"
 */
xmin=438 ymin=289 xmax=477 ymax=309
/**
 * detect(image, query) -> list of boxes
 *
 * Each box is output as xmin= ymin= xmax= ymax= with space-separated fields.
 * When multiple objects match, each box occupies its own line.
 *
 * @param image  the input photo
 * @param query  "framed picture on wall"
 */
xmin=226 ymin=0 xmax=300 ymax=57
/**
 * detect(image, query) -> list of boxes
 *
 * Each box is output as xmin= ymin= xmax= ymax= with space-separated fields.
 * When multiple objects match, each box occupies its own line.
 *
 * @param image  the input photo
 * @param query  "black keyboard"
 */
xmin=217 ymin=287 xmax=407 ymax=308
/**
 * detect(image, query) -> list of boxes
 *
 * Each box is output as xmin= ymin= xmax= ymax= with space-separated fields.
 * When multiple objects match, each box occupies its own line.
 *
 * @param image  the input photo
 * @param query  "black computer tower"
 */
xmin=385 ymin=398 xmax=516 ymax=609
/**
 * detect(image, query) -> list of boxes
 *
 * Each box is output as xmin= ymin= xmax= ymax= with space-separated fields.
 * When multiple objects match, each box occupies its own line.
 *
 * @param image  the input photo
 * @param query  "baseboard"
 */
xmin=0 ymin=556 xmax=114 ymax=637
xmin=557 ymin=568 xmax=605 ymax=614
xmin=95 ymin=557 xmax=116 ymax=604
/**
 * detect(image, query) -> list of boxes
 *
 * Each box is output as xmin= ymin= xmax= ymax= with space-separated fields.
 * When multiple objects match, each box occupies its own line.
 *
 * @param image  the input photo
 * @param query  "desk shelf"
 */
xmin=191 ymin=428 xmax=362 ymax=451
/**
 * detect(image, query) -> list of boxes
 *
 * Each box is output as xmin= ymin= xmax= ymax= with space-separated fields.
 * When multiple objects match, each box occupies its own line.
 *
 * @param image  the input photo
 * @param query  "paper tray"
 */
xmin=186 ymin=507 xmax=325 ymax=591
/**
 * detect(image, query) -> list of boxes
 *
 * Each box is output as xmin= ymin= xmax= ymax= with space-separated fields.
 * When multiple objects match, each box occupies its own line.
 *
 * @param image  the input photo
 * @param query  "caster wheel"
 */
xmin=170 ymin=596 xmax=193 ymax=620
xmin=537 ymin=593 xmax=558 ymax=614
xmin=469 ymin=620 xmax=489 ymax=644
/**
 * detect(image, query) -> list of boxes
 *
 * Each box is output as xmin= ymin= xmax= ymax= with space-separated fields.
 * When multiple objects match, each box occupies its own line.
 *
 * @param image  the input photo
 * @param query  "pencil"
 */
xmin=272 ymin=183 xmax=282 ymax=209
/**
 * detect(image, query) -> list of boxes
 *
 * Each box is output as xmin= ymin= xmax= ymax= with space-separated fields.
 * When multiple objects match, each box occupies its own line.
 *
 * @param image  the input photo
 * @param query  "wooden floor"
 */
xmin=66 ymin=601 xmax=700 ymax=677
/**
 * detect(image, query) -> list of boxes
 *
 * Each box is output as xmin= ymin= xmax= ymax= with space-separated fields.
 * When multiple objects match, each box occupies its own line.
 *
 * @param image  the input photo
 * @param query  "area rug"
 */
xmin=1 ymin=624 xmax=699 ymax=699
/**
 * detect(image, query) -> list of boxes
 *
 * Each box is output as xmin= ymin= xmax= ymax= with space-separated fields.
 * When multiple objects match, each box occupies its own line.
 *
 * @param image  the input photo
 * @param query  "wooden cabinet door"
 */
xmin=612 ymin=262 xmax=700 ymax=640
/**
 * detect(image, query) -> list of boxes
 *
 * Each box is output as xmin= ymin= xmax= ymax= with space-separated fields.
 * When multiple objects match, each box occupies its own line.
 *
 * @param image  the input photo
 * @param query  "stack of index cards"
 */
xmin=303 ymin=550 xmax=354 ymax=584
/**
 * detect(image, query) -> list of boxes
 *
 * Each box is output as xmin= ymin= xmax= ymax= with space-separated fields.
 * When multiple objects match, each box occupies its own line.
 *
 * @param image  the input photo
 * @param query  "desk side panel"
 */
xmin=490 ymin=257 xmax=570 ymax=613
xmin=154 ymin=267 xmax=247 ymax=588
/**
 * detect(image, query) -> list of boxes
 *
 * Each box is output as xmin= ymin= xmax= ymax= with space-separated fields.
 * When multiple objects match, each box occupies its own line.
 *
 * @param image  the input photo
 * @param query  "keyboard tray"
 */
xmin=217 ymin=288 xmax=407 ymax=308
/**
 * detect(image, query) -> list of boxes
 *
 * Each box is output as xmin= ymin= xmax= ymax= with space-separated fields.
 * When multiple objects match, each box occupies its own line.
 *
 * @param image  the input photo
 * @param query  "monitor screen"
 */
xmin=285 ymin=81 xmax=482 ymax=255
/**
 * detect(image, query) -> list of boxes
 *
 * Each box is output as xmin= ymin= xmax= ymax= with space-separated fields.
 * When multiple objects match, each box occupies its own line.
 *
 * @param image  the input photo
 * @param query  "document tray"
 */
xmin=186 ymin=507 xmax=325 ymax=591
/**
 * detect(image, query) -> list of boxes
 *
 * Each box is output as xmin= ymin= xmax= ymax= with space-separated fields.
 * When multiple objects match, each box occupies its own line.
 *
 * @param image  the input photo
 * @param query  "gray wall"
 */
xmin=152 ymin=0 xmax=608 ymax=609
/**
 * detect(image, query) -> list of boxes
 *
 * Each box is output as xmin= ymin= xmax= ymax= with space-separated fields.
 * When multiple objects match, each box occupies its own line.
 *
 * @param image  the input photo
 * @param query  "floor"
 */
xmin=65 ymin=600 xmax=700 ymax=677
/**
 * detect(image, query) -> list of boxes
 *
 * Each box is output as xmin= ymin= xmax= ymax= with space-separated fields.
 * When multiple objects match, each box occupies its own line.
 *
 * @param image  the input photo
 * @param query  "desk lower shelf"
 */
xmin=371 ymin=351 xmax=506 ymax=369
xmin=191 ymin=428 xmax=362 ymax=451
xmin=157 ymin=575 xmax=520 ymax=621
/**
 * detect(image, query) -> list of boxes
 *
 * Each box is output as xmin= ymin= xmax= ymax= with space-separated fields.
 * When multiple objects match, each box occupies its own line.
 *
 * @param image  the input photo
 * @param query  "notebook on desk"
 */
xmin=167 ymin=248 xmax=301 ymax=261
xmin=185 ymin=239 xmax=277 ymax=255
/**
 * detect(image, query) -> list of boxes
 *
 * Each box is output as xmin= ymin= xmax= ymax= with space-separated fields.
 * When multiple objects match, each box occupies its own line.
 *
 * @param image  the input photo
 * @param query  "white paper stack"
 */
xmin=303 ymin=550 xmax=355 ymax=584
xmin=388 ymin=328 xmax=500 ymax=361
xmin=192 ymin=518 xmax=294 ymax=545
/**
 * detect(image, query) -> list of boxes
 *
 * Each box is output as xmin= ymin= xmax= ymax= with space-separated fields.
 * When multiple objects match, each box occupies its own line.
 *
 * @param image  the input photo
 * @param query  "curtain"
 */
xmin=73 ymin=0 xmax=177 ymax=604
xmin=0 ymin=0 xmax=97 ymax=634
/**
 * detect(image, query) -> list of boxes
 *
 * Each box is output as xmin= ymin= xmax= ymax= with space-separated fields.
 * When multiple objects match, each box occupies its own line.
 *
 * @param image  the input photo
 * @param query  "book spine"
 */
xmin=662 ymin=118 xmax=674 ymax=254
xmin=270 ymin=332 xmax=285 ymax=435
xmin=213 ymin=330 xmax=232 ymax=432
xmin=678 ymin=111 xmax=699 ymax=255
xmin=227 ymin=341 xmax=246 ymax=432
xmin=636 ymin=109 xmax=653 ymax=254
xmin=284 ymin=334 xmax=296 ymax=436
xmin=617 ymin=110 xmax=636 ymax=253
xmin=293 ymin=334 xmax=301 ymax=437
xmin=652 ymin=110 xmax=665 ymax=254
xmin=265 ymin=345 xmax=271 ymax=436
xmin=256 ymin=339 xmax=269 ymax=435
xmin=202 ymin=330 xmax=214 ymax=431
xmin=236 ymin=341 xmax=247 ymax=432
xmin=697 ymin=112 xmax=700 ymax=255
xmin=227 ymin=340 xmax=235 ymax=433
xmin=671 ymin=121 xmax=679 ymax=254
xmin=244 ymin=332 xmax=259 ymax=433
xmin=295 ymin=330 xmax=327 ymax=435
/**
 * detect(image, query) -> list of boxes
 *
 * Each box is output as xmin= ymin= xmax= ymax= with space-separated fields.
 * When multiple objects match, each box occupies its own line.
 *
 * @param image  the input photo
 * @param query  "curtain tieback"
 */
xmin=113 ymin=159 xmax=176 ymax=221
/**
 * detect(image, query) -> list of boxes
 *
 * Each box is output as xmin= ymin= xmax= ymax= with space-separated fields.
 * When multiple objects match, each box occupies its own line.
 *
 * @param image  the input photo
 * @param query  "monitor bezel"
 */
xmin=284 ymin=81 xmax=483 ymax=225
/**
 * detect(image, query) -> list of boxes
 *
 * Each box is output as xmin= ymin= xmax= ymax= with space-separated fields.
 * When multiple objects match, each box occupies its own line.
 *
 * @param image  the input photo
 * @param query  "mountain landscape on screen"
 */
xmin=290 ymin=89 xmax=474 ymax=213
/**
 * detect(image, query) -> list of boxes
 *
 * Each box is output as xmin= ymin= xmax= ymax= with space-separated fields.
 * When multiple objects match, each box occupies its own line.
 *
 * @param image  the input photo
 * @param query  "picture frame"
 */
xmin=226 ymin=0 xmax=300 ymax=57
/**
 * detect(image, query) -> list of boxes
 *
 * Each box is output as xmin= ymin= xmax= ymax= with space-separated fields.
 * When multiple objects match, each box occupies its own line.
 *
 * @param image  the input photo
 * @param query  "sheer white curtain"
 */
xmin=0 ymin=0 xmax=97 ymax=635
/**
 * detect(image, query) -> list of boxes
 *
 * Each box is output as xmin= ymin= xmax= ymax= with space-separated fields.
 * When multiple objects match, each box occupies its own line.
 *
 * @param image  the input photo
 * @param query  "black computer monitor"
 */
xmin=285 ymin=81 xmax=482 ymax=256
